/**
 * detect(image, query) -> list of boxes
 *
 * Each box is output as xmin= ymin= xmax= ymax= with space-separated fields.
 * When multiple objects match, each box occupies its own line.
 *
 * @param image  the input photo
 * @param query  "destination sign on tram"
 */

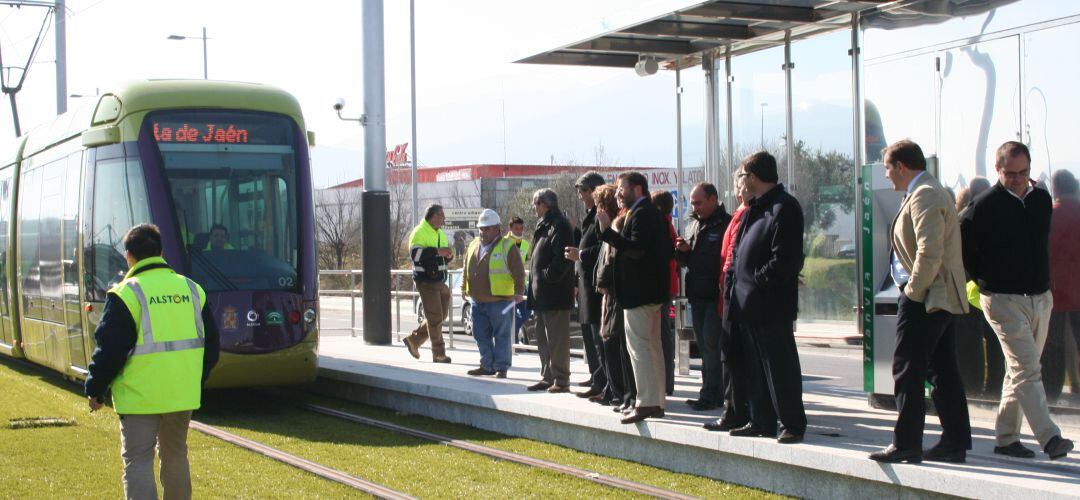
xmin=153 ymin=123 xmax=250 ymax=144
xmin=150 ymin=111 xmax=294 ymax=146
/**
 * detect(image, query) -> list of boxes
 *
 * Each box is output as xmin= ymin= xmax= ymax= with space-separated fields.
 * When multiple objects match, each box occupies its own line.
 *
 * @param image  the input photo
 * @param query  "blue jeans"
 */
xmin=472 ymin=300 xmax=515 ymax=372
xmin=690 ymin=299 xmax=725 ymax=405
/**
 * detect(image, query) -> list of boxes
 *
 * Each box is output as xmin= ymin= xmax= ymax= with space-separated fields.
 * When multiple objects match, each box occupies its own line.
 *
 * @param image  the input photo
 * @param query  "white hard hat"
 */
xmin=477 ymin=208 xmax=500 ymax=227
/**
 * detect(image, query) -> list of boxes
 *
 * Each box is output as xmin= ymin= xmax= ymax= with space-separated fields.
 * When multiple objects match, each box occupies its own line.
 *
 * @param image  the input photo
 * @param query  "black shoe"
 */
xmin=777 ymin=429 xmax=804 ymax=444
xmin=495 ymin=371 xmax=507 ymax=379
xmin=869 ymin=444 xmax=922 ymax=464
xmin=689 ymin=400 xmax=718 ymax=412
xmin=527 ymin=381 xmax=552 ymax=392
xmin=1044 ymin=435 xmax=1074 ymax=460
xmin=620 ymin=406 xmax=664 ymax=424
xmin=704 ymin=418 xmax=746 ymax=432
xmin=729 ymin=423 xmax=774 ymax=438
xmin=924 ymin=443 xmax=966 ymax=463
xmin=993 ymin=441 xmax=1035 ymax=458
xmin=467 ymin=367 xmax=495 ymax=376
xmin=685 ymin=398 xmax=700 ymax=406
xmin=575 ymin=379 xmax=593 ymax=387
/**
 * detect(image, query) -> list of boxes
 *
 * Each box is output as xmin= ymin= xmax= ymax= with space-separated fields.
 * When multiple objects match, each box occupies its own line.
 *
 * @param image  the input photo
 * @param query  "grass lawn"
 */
xmin=200 ymin=387 xmax=784 ymax=499
xmin=0 ymin=356 xmax=783 ymax=499
xmin=0 ymin=357 xmax=359 ymax=498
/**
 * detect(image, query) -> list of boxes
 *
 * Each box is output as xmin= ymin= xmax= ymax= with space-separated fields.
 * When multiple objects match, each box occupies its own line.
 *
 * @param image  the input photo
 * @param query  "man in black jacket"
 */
xmin=960 ymin=141 xmax=1073 ymax=460
xmin=565 ymin=172 xmax=608 ymax=400
xmin=597 ymin=171 xmax=673 ymax=423
xmin=724 ymin=152 xmax=807 ymax=444
xmin=676 ymin=182 xmax=731 ymax=412
xmin=527 ymin=188 xmax=576 ymax=393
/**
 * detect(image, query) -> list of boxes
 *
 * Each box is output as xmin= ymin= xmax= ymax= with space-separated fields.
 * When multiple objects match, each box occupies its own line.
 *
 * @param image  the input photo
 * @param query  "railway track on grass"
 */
xmin=303 ymin=403 xmax=699 ymax=500
xmin=190 ymin=419 xmax=414 ymax=500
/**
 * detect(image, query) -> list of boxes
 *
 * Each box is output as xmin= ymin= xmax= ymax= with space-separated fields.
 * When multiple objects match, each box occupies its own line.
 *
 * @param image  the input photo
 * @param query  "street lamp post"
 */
xmin=167 ymin=27 xmax=209 ymax=79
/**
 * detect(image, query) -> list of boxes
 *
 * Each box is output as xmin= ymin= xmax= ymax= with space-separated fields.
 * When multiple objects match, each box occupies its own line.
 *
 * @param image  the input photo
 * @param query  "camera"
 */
xmin=333 ymin=98 xmax=346 ymax=112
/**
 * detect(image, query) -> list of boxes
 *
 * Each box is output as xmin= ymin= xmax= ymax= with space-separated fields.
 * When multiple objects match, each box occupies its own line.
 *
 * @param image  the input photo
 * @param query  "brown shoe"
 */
xmin=402 ymin=337 xmax=420 ymax=359
xmin=432 ymin=356 xmax=452 ymax=363
xmin=575 ymin=388 xmax=602 ymax=399
xmin=495 ymin=371 xmax=507 ymax=379
xmin=620 ymin=406 xmax=664 ymax=424
xmin=547 ymin=384 xmax=570 ymax=393
xmin=467 ymin=367 xmax=495 ymax=376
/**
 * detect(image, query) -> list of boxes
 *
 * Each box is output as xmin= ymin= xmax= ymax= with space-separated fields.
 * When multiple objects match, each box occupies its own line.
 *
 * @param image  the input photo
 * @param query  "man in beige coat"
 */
xmin=870 ymin=140 xmax=972 ymax=464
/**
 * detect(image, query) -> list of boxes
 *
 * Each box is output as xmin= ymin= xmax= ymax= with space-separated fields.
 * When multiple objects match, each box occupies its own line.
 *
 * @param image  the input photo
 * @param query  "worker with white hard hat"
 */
xmin=461 ymin=208 xmax=526 ymax=377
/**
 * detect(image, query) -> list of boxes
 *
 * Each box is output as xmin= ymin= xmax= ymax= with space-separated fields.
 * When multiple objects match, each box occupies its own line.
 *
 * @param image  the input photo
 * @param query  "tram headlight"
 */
xmin=303 ymin=308 xmax=317 ymax=324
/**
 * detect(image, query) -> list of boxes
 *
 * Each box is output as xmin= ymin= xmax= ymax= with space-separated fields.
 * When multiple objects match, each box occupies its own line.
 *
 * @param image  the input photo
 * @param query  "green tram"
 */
xmin=0 ymin=80 xmax=319 ymax=387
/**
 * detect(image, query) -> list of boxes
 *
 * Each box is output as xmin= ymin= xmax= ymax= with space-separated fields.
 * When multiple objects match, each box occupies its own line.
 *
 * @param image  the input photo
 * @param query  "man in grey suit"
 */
xmin=870 ymin=140 xmax=972 ymax=464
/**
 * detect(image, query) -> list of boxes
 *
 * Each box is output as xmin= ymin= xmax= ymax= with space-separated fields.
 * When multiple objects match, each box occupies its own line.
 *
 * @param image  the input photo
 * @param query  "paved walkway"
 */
xmin=315 ymin=336 xmax=1079 ymax=499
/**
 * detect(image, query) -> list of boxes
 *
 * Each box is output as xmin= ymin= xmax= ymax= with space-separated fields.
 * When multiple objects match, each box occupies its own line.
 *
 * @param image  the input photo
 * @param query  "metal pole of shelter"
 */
xmin=362 ymin=0 xmax=392 ymax=344
xmin=202 ymin=27 xmax=208 ymax=80
xmin=702 ymin=54 xmax=719 ymax=188
xmin=850 ymin=13 xmax=866 ymax=338
xmin=409 ymin=0 xmax=419 ymax=226
xmin=675 ymin=60 xmax=684 ymax=234
xmin=54 ymin=0 xmax=66 ymax=114
xmin=784 ymin=31 xmax=794 ymax=188
xmin=724 ymin=45 xmax=735 ymax=204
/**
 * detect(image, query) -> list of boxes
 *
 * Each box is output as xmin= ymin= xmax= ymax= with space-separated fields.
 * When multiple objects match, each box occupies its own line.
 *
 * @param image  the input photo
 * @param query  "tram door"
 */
xmin=0 ymin=167 xmax=13 ymax=350
xmin=62 ymin=153 xmax=86 ymax=372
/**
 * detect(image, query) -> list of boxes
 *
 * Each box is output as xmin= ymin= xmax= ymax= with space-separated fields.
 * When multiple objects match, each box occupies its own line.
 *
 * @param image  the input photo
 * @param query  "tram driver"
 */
xmin=205 ymin=224 xmax=235 ymax=251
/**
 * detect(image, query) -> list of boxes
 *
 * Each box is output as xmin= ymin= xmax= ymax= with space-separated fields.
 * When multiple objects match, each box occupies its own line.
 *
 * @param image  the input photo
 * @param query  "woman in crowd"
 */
xmin=594 ymin=185 xmax=635 ymax=409
xmin=651 ymin=189 xmax=679 ymax=396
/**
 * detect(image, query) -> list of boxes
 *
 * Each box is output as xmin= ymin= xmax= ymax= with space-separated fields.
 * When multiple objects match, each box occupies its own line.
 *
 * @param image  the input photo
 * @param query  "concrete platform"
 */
xmin=311 ymin=336 xmax=1080 ymax=499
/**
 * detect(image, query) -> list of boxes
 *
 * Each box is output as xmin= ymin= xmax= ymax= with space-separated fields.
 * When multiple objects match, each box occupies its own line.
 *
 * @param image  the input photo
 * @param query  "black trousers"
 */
xmin=892 ymin=294 xmax=972 ymax=450
xmin=660 ymin=302 xmax=675 ymax=395
xmin=720 ymin=323 xmax=750 ymax=425
xmin=954 ymin=307 xmax=1005 ymax=397
xmin=740 ymin=319 xmax=807 ymax=435
xmin=1042 ymin=310 xmax=1080 ymax=401
xmin=582 ymin=323 xmax=607 ymax=392
xmin=601 ymin=333 xmax=635 ymax=404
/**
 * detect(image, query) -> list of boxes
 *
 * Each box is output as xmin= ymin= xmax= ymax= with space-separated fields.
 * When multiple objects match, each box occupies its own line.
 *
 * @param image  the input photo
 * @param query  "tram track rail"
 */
xmin=190 ymin=419 xmax=414 ymax=500
xmin=303 ymin=403 xmax=699 ymax=500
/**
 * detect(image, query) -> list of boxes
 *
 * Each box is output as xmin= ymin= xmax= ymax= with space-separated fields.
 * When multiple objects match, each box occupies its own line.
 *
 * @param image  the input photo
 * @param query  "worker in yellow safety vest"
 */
xmin=85 ymin=223 xmax=220 ymax=500
xmin=403 ymin=204 xmax=454 ymax=363
xmin=462 ymin=209 xmax=526 ymax=377
xmin=506 ymin=215 xmax=531 ymax=262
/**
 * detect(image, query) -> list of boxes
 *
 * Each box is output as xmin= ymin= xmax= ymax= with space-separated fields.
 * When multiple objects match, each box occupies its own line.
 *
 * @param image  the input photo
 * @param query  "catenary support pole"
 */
xmin=409 ymin=0 xmax=418 ymax=226
xmin=54 ymin=0 xmax=66 ymax=114
xmin=362 ymin=0 xmax=391 ymax=344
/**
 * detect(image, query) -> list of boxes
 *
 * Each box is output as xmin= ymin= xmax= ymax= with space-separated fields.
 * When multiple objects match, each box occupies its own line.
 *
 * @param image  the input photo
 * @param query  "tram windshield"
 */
xmin=150 ymin=110 xmax=300 ymax=292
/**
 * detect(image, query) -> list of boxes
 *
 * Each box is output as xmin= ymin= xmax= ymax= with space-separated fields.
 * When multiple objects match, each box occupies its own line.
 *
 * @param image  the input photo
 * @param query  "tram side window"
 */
xmin=87 ymin=158 xmax=151 ymax=301
xmin=18 ymin=167 xmax=43 ymax=308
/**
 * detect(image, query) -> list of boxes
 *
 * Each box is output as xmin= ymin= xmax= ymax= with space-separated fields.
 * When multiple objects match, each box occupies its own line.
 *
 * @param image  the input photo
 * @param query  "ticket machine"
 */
xmin=860 ymin=158 xmax=937 ymax=408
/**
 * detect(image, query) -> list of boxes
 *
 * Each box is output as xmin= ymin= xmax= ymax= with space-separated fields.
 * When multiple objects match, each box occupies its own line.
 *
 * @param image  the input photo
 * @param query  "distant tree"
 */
xmin=315 ymin=187 xmax=362 ymax=270
xmin=499 ymin=172 xmax=585 ymax=243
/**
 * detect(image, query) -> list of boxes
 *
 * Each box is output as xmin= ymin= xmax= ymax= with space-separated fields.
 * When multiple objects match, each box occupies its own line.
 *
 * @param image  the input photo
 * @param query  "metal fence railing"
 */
xmin=317 ymin=268 xmax=695 ymax=374
xmin=317 ymin=269 xmax=460 ymax=349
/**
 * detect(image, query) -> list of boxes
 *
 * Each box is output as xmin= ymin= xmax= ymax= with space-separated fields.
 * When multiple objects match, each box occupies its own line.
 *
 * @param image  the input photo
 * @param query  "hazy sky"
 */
xmin=0 ymin=0 xmax=855 ymax=187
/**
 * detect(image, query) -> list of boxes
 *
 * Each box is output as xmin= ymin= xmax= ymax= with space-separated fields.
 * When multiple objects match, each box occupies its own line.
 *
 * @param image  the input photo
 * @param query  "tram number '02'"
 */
xmin=279 ymin=276 xmax=295 ymax=288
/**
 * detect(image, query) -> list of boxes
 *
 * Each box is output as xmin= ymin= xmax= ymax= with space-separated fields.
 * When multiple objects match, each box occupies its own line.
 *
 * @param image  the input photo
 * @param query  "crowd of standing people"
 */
xmin=403 ymin=140 xmax=1076 ymax=458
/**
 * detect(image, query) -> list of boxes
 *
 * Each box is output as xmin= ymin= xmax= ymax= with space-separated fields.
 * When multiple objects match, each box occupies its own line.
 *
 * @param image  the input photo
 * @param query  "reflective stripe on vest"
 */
xmin=126 ymin=281 xmax=205 ymax=357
